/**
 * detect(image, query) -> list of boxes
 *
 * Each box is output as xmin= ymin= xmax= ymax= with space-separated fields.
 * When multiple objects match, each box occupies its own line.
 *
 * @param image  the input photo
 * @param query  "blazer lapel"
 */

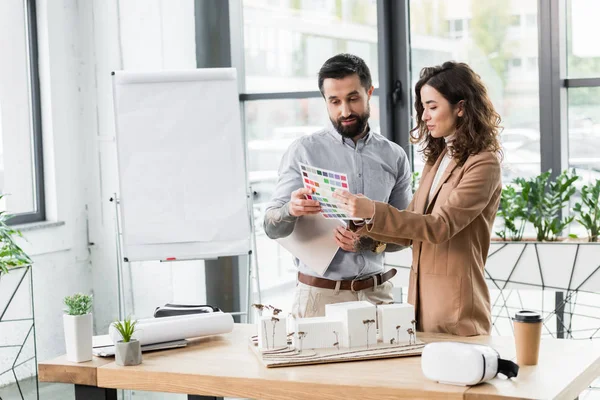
xmin=426 ymin=152 xmax=458 ymax=214
xmin=414 ymin=151 xmax=446 ymax=214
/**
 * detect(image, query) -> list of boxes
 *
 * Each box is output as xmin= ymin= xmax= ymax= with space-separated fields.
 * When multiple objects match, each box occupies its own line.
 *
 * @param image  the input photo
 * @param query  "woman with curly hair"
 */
xmin=333 ymin=61 xmax=503 ymax=336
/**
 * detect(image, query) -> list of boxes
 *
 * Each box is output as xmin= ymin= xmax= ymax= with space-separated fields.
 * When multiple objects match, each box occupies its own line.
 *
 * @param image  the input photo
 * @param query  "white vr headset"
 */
xmin=421 ymin=342 xmax=519 ymax=386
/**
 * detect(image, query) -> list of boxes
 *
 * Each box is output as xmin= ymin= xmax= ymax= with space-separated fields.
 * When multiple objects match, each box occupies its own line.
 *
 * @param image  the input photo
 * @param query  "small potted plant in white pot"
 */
xmin=63 ymin=293 xmax=93 ymax=362
xmin=112 ymin=316 xmax=141 ymax=366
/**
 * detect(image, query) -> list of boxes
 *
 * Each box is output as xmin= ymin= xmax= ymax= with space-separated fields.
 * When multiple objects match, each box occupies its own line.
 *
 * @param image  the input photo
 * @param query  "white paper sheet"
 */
xmin=109 ymin=312 xmax=234 ymax=346
xmin=112 ymin=69 xmax=251 ymax=261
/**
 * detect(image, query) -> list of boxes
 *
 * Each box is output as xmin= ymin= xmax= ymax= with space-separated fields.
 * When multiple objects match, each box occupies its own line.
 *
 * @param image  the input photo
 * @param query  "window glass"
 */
xmin=242 ymin=0 xmax=379 ymax=93
xmin=409 ymin=0 xmax=540 ymax=184
xmin=566 ymin=0 xmax=600 ymax=79
xmin=0 ymin=0 xmax=38 ymax=215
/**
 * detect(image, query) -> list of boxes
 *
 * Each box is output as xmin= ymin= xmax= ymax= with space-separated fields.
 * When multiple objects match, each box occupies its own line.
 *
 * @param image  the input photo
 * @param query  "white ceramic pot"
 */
xmin=115 ymin=339 xmax=142 ymax=366
xmin=63 ymin=313 xmax=93 ymax=363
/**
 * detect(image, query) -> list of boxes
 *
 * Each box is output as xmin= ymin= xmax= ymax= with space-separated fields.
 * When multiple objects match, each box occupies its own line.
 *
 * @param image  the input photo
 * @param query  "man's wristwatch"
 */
xmin=372 ymin=241 xmax=387 ymax=254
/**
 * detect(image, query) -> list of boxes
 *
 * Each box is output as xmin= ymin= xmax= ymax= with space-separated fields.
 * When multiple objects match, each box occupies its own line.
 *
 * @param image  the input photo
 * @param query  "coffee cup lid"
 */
xmin=513 ymin=310 xmax=542 ymax=323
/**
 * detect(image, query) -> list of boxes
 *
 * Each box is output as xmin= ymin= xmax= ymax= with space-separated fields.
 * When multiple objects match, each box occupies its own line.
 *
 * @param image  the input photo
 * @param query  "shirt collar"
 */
xmin=328 ymin=125 xmax=372 ymax=146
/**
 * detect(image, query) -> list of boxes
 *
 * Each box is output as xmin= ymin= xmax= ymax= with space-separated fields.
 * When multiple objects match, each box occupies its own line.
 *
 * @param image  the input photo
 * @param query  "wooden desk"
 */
xmin=39 ymin=323 xmax=600 ymax=400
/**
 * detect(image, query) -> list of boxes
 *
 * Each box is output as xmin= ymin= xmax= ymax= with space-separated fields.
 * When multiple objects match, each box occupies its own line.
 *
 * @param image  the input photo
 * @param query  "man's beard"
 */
xmin=331 ymin=105 xmax=370 ymax=139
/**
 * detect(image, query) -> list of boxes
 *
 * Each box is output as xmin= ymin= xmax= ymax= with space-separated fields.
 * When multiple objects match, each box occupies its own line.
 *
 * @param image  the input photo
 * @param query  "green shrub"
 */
xmin=0 ymin=194 xmax=32 ymax=274
xmin=64 ymin=293 xmax=93 ymax=316
xmin=573 ymin=179 xmax=600 ymax=242
xmin=113 ymin=316 xmax=138 ymax=342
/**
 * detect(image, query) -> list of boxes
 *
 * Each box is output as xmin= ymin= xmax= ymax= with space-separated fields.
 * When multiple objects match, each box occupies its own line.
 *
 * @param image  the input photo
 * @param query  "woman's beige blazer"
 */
xmin=360 ymin=149 xmax=501 ymax=336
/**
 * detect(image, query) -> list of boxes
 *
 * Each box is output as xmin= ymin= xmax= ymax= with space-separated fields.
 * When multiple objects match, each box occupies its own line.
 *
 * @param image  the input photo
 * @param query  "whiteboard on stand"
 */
xmin=111 ymin=69 xmax=251 ymax=262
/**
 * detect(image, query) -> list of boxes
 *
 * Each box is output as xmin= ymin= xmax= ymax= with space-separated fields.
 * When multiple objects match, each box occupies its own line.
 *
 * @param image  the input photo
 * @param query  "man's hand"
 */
xmin=288 ymin=188 xmax=321 ymax=217
xmin=334 ymin=225 xmax=359 ymax=252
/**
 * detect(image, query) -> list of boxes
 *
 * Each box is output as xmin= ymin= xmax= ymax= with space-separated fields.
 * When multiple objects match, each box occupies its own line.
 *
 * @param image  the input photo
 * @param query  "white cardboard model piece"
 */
xmin=377 ymin=303 xmax=415 ymax=344
xmin=294 ymin=317 xmax=344 ymax=350
xmin=325 ymin=301 xmax=377 ymax=348
xmin=258 ymin=315 xmax=287 ymax=350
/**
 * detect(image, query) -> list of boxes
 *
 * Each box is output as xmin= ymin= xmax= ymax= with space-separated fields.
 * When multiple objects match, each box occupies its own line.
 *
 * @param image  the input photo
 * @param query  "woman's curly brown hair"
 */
xmin=410 ymin=61 xmax=503 ymax=166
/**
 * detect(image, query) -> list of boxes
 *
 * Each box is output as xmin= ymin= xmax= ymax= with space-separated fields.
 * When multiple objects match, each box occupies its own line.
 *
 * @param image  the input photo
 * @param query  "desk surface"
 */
xmin=39 ymin=323 xmax=600 ymax=400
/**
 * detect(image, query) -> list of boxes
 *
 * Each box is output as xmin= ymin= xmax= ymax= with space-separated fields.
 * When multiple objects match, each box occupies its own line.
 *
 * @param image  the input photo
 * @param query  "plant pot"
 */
xmin=63 ymin=313 xmax=93 ymax=363
xmin=115 ymin=339 xmax=142 ymax=366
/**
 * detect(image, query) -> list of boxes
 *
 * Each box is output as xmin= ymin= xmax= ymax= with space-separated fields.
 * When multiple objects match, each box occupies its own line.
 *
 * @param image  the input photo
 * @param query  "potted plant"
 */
xmin=112 ymin=316 xmax=141 ymax=366
xmin=0 ymin=194 xmax=32 ymax=274
xmin=573 ymin=179 xmax=600 ymax=243
xmin=514 ymin=169 xmax=578 ymax=242
xmin=63 ymin=293 xmax=93 ymax=362
xmin=0 ymin=195 xmax=38 ymax=392
xmin=495 ymin=184 xmax=527 ymax=241
xmin=488 ymin=171 xmax=600 ymax=299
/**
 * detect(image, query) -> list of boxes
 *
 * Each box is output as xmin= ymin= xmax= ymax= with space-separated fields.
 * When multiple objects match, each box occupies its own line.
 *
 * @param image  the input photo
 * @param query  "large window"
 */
xmin=566 ymin=0 xmax=600 ymax=236
xmin=566 ymin=0 xmax=600 ymax=79
xmin=241 ymin=0 xmax=379 ymax=307
xmin=566 ymin=0 xmax=600 ymax=181
xmin=0 ymin=0 xmax=44 ymax=224
xmin=409 ymin=0 xmax=540 ymax=184
xmin=243 ymin=0 xmax=378 ymax=93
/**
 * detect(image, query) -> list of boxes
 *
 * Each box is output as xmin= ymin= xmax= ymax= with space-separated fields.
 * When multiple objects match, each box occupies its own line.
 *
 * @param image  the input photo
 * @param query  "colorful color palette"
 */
xmin=299 ymin=162 xmax=361 ymax=220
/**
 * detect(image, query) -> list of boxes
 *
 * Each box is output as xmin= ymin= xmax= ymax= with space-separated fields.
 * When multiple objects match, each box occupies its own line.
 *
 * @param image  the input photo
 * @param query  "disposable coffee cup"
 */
xmin=513 ymin=310 xmax=542 ymax=365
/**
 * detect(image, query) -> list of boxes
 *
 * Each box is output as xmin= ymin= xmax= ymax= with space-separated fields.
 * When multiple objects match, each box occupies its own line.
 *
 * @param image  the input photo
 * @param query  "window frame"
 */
xmin=7 ymin=0 xmax=45 ymax=225
xmin=233 ymin=0 xmax=600 ymax=191
xmin=236 ymin=0 xmax=388 ymax=141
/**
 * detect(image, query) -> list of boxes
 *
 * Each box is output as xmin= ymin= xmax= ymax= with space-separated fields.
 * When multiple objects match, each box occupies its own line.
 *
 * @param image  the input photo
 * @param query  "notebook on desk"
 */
xmin=92 ymin=335 xmax=188 ymax=357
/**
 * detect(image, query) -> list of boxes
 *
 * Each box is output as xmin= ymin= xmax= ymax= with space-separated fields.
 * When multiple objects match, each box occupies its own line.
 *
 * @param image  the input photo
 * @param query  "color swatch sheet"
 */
xmin=299 ymin=162 xmax=362 ymax=221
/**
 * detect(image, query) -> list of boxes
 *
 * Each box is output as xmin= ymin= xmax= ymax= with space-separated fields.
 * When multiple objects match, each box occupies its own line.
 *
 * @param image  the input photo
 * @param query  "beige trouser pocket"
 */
xmin=358 ymin=280 xmax=394 ymax=305
xmin=291 ymin=280 xmax=395 ymax=318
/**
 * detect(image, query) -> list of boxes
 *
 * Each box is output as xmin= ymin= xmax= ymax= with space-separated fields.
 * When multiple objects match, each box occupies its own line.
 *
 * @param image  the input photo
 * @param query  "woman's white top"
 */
xmin=426 ymin=134 xmax=456 ymax=208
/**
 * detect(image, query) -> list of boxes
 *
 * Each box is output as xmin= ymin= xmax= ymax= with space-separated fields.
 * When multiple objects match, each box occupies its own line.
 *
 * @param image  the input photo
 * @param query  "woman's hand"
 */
xmin=332 ymin=190 xmax=376 ymax=220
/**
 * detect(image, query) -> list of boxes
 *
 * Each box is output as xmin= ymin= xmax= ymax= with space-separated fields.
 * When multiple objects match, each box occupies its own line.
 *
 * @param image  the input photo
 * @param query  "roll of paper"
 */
xmin=109 ymin=312 xmax=234 ymax=345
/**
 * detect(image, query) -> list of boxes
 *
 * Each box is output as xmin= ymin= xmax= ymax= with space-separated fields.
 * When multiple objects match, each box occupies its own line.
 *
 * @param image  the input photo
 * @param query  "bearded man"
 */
xmin=263 ymin=53 xmax=412 ymax=317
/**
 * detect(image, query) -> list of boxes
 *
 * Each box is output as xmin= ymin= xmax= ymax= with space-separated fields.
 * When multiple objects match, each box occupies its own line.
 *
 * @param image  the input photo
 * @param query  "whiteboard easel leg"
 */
xmin=111 ymin=194 xmax=125 ymax=321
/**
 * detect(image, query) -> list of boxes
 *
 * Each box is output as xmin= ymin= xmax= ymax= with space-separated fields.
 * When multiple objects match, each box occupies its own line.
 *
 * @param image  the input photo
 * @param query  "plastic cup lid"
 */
xmin=513 ymin=310 xmax=542 ymax=323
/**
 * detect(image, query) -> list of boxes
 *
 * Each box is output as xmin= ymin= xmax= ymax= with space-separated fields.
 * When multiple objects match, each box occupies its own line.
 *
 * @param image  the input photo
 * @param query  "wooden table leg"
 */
xmin=74 ymin=385 xmax=117 ymax=400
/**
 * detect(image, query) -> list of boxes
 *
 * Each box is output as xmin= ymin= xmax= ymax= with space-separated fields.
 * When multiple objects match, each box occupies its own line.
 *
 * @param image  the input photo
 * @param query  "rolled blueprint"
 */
xmin=109 ymin=312 xmax=234 ymax=345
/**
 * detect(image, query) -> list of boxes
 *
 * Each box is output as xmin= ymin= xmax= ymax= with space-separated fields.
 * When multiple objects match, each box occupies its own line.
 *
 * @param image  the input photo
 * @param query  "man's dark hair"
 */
xmin=318 ymin=53 xmax=372 ymax=96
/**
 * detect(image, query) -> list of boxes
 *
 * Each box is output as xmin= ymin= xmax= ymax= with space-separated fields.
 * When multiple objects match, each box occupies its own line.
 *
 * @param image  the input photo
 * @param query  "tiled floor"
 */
xmin=0 ymin=379 xmax=72 ymax=400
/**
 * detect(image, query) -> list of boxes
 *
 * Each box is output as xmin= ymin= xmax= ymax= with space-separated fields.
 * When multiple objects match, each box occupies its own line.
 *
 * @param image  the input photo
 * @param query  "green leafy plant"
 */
xmin=113 ymin=316 xmax=138 ymax=342
xmin=63 ymin=293 xmax=93 ymax=316
xmin=516 ymin=169 xmax=578 ymax=241
xmin=411 ymin=171 xmax=421 ymax=194
xmin=496 ymin=184 xmax=528 ymax=241
xmin=0 ymin=194 xmax=32 ymax=274
xmin=573 ymin=179 xmax=600 ymax=242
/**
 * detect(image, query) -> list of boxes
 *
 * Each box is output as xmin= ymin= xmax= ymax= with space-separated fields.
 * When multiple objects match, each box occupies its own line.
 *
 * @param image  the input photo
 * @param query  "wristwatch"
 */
xmin=372 ymin=241 xmax=387 ymax=254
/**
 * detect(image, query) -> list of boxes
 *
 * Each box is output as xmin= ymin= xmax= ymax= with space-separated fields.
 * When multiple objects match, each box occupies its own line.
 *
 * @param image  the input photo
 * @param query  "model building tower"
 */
xmin=377 ymin=303 xmax=415 ymax=344
xmin=325 ymin=301 xmax=376 ymax=348
xmin=257 ymin=315 xmax=287 ymax=350
xmin=293 ymin=317 xmax=344 ymax=350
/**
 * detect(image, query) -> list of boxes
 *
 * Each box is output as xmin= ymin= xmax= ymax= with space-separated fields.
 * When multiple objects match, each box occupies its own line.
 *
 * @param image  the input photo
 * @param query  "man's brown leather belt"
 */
xmin=297 ymin=269 xmax=397 ymax=292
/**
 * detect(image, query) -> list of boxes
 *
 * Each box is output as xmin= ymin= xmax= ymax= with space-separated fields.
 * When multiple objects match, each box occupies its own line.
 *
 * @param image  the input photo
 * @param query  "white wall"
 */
xmin=81 ymin=0 xmax=207 ymax=333
xmin=0 ymin=0 xmax=93 ymax=387
xmin=1 ymin=0 xmax=206 ymax=387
